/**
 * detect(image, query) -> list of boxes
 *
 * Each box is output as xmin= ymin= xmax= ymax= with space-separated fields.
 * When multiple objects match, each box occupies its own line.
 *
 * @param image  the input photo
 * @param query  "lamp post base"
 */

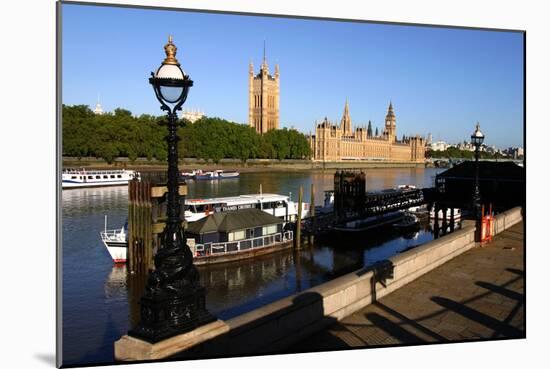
xmin=129 ymin=285 xmax=216 ymax=343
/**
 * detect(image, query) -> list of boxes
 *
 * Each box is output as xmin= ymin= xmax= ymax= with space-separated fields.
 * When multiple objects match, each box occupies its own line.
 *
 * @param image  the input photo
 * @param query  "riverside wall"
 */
xmin=63 ymin=157 xmax=426 ymax=171
xmin=116 ymin=207 xmax=523 ymax=361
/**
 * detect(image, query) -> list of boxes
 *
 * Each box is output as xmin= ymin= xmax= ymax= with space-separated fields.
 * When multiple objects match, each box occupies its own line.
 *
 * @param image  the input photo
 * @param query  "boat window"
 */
xmin=194 ymin=205 xmax=205 ymax=213
xmin=96 ymin=175 xmax=101 ymax=179
xmin=71 ymin=176 xmax=77 ymax=179
xmin=262 ymin=224 xmax=278 ymax=235
xmin=229 ymin=230 xmax=246 ymax=241
xmin=79 ymin=176 xmax=82 ymax=179
xmin=262 ymin=202 xmax=273 ymax=210
xmin=88 ymin=176 xmax=93 ymax=179
xmin=103 ymin=175 xmax=108 ymax=179
xmin=117 ymin=175 xmax=122 ymax=178
xmin=110 ymin=175 xmax=115 ymax=179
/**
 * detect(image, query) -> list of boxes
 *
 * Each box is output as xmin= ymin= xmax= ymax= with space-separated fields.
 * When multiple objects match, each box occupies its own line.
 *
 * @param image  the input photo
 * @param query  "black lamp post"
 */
xmin=128 ymin=36 xmax=215 ymax=343
xmin=470 ymin=122 xmax=485 ymax=220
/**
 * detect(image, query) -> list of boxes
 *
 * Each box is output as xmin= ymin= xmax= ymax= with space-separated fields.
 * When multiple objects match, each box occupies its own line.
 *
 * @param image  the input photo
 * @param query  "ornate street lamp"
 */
xmin=128 ymin=36 xmax=215 ymax=342
xmin=470 ymin=122 xmax=485 ymax=220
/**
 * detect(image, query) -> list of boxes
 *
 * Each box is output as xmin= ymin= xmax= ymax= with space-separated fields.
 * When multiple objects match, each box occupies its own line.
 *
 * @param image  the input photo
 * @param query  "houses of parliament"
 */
xmin=247 ymin=48 xmax=425 ymax=162
xmin=308 ymin=101 xmax=426 ymax=162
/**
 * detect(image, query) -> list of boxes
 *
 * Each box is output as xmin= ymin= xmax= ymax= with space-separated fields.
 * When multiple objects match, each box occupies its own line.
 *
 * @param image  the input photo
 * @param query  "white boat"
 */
xmin=184 ymin=193 xmax=309 ymax=223
xmin=429 ymin=208 xmax=462 ymax=220
xmin=216 ymin=170 xmax=240 ymax=179
xmin=100 ymin=216 xmax=128 ymax=263
xmin=62 ymin=168 xmax=138 ymax=189
xmin=193 ymin=169 xmax=239 ymax=180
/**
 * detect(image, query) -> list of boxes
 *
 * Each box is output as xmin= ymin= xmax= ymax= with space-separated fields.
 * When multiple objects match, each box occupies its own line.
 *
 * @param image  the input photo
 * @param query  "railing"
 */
xmin=194 ymin=231 xmax=293 ymax=257
xmin=100 ymin=229 xmax=126 ymax=242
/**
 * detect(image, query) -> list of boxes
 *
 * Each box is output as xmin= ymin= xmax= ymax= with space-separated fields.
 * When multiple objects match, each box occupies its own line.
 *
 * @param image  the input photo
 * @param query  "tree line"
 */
xmin=426 ymin=147 xmax=505 ymax=160
xmin=62 ymin=105 xmax=311 ymax=163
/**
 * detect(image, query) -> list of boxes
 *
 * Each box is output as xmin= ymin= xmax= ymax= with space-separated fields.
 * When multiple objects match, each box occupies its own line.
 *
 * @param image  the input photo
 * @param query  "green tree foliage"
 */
xmin=62 ymin=105 xmax=311 ymax=162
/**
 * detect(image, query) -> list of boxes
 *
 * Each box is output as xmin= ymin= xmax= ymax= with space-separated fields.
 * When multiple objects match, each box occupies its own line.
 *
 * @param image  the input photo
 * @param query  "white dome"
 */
xmin=156 ymin=64 xmax=185 ymax=79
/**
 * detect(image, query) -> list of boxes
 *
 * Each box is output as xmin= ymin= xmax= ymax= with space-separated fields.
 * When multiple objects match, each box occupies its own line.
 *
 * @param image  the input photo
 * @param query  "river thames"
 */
xmin=61 ymin=167 xmax=444 ymax=366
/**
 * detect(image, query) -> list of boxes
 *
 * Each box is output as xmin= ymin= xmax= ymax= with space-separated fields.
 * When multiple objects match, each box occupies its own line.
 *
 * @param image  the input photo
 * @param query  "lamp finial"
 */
xmin=163 ymin=35 xmax=180 ymax=66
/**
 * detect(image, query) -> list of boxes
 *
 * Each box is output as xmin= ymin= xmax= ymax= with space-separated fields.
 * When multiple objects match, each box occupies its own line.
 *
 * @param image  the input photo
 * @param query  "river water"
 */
xmin=61 ymin=167 xmax=443 ymax=366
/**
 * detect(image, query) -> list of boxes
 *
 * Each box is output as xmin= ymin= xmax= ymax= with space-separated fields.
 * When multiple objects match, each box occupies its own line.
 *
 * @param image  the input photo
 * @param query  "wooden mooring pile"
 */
xmin=127 ymin=173 xmax=187 ymax=272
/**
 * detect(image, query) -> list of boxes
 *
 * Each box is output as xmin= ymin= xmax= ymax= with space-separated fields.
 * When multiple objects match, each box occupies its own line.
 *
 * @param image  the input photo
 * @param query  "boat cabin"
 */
xmin=186 ymin=208 xmax=284 ymax=245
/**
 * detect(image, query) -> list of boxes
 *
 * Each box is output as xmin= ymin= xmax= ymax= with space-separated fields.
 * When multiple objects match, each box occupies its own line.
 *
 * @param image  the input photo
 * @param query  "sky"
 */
xmin=62 ymin=3 xmax=524 ymax=148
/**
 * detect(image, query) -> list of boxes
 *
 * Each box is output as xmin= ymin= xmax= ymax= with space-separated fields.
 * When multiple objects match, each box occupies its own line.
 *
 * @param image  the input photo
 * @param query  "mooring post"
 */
xmin=434 ymin=203 xmax=440 ymax=239
xmin=450 ymin=207 xmax=455 ymax=232
xmin=295 ymin=185 xmax=303 ymax=250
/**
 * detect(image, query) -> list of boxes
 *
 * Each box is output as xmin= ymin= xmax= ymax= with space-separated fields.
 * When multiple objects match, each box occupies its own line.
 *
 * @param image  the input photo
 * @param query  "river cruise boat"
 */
xmin=62 ymin=168 xmax=139 ymax=189
xmin=184 ymin=193 xmax=309 ymax=223
xmin=100 ymin=217 xmax=128 ymax=263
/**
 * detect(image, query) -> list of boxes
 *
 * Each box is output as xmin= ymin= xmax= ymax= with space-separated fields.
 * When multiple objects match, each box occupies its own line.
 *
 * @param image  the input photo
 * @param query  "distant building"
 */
xmin=93 ymin=95 xmax=104 ymax=115
xmin=248 ymin=47 xmax=280 ymax=134
xmin=181 ymin=109 xmax=204 ymax=123
xmin=430 ymin=141 xmax=449 ymax=151
xmin=308 ymin=101 xmax=425 ymax=162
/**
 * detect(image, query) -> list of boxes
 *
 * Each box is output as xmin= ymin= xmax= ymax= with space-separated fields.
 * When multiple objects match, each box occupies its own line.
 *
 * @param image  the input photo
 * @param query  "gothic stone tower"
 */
xmin=383 ymin=101 xmax=397 ymax=143
xmin=340 ymin=99 xmax=352 ymax=135
xmin=249 ymin=51 xmax=280 ymax=134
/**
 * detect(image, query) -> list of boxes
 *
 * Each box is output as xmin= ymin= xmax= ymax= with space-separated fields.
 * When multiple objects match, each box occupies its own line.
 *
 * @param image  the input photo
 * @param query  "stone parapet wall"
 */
xmin=174 ymin=223 xmax=480 ymax=358
xmin=493 ymin=206 xmax=523 ymax=235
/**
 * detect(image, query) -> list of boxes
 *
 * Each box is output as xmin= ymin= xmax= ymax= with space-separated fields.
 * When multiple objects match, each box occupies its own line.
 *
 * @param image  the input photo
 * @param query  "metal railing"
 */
xmin=100 ymin=229 xmax=126 ymax=242
xmin=194 ymin=230 xmax=293 ymax=257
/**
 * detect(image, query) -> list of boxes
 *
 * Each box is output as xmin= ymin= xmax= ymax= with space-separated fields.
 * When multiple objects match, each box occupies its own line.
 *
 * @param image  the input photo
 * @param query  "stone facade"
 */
xmin=248 ymin=56 xmax=279 ymax=134
xmin=309 ymin=101 xmax=425 ymax=162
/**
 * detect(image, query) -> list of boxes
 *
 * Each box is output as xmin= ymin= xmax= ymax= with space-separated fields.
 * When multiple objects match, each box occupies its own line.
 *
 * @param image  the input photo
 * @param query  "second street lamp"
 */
xmin=128 ymin=36 xmax=215 ymax=343
xmin=470 ymin=122 xmax=485 ymax=221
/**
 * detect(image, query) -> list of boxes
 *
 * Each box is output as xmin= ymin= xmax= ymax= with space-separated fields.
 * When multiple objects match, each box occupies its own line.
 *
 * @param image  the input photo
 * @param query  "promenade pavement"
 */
xmin=292 ymin=222 xmax=525 ymax=351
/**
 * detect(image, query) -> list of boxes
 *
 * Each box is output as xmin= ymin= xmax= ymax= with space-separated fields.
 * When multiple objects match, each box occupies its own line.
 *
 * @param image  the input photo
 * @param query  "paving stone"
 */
xmin=291 ymin=222 xmax=525 ymax=352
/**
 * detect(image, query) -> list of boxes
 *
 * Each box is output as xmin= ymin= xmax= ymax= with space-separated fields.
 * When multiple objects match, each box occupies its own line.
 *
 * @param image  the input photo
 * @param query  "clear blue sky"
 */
xmin=62 ymin=3 xmax=524 ymax=148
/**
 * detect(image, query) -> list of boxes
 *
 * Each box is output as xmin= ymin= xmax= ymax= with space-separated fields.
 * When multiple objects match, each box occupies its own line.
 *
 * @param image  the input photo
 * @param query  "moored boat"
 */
xmin=63 ymin=168 xmax=139 ymax=189
xmin=100 ymin=216 xmax=128 ymax=263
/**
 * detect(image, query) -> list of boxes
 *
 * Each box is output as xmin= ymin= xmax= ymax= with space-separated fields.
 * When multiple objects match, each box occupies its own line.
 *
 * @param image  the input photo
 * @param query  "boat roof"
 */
xmin=185 ymin=193 xmax=288 ymax=205
xmin=186 ymin=208 xmax=282 ymax=234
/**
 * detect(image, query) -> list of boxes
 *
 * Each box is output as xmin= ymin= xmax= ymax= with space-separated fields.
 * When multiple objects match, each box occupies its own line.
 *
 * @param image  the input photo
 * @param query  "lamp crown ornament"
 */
xmin=162 ymin=35 xmax=180 ymax=66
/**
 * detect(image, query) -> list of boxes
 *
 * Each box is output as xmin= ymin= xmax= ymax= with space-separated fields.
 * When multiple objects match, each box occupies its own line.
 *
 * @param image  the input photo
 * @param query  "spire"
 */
xmin=367 ymin=120 xmax=373 ymax=137
xmin=261 ymin=40 xmax=268 ymax=71
xmin=386 ymin=100 xmax=395 ymax=118
xmin=341 ymin=98 xmax=352 ymax=134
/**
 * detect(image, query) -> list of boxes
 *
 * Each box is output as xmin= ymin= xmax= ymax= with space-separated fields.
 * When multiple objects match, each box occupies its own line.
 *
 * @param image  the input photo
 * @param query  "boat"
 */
xmin=186 ymin=208 xmax=294 ymax=265
xmin=216 ymin=170 xmax=240 ymax=179
xmin=393 ymin=213 xmax=420 ymax=230
xmin=62 ymin=168 xmax=139 ymax=189
xmin=181 ymin=170 xmax=197 ymax=179
xmin=331 ymin=211 xmax=405 ymax=233
xmin=100 ymin=216 xmax=128 ymax=263
xmin=193 ymin=169 xmax=240 ymax=180
xmin=194 ymin=170 xmax=216 ymax=180
xmin=97 ymin=192 xmax=309 ymax=263
xmin=185 ymin=193 xmax=309 ymax=223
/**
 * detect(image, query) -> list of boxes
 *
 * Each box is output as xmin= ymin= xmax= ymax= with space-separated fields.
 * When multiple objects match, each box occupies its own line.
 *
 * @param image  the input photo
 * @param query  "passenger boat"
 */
xmin=100 ymin=216 xmax=128 ymax=263
xmin=98 ymin=193 xmax=308 ymax=263
xmin=62 ymin=168 xmax=138 ymax=189
xmin=331 ymin=211 xmax=405 ymax=233
xmin=185 ymin=193 xmax=309 ymax=223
